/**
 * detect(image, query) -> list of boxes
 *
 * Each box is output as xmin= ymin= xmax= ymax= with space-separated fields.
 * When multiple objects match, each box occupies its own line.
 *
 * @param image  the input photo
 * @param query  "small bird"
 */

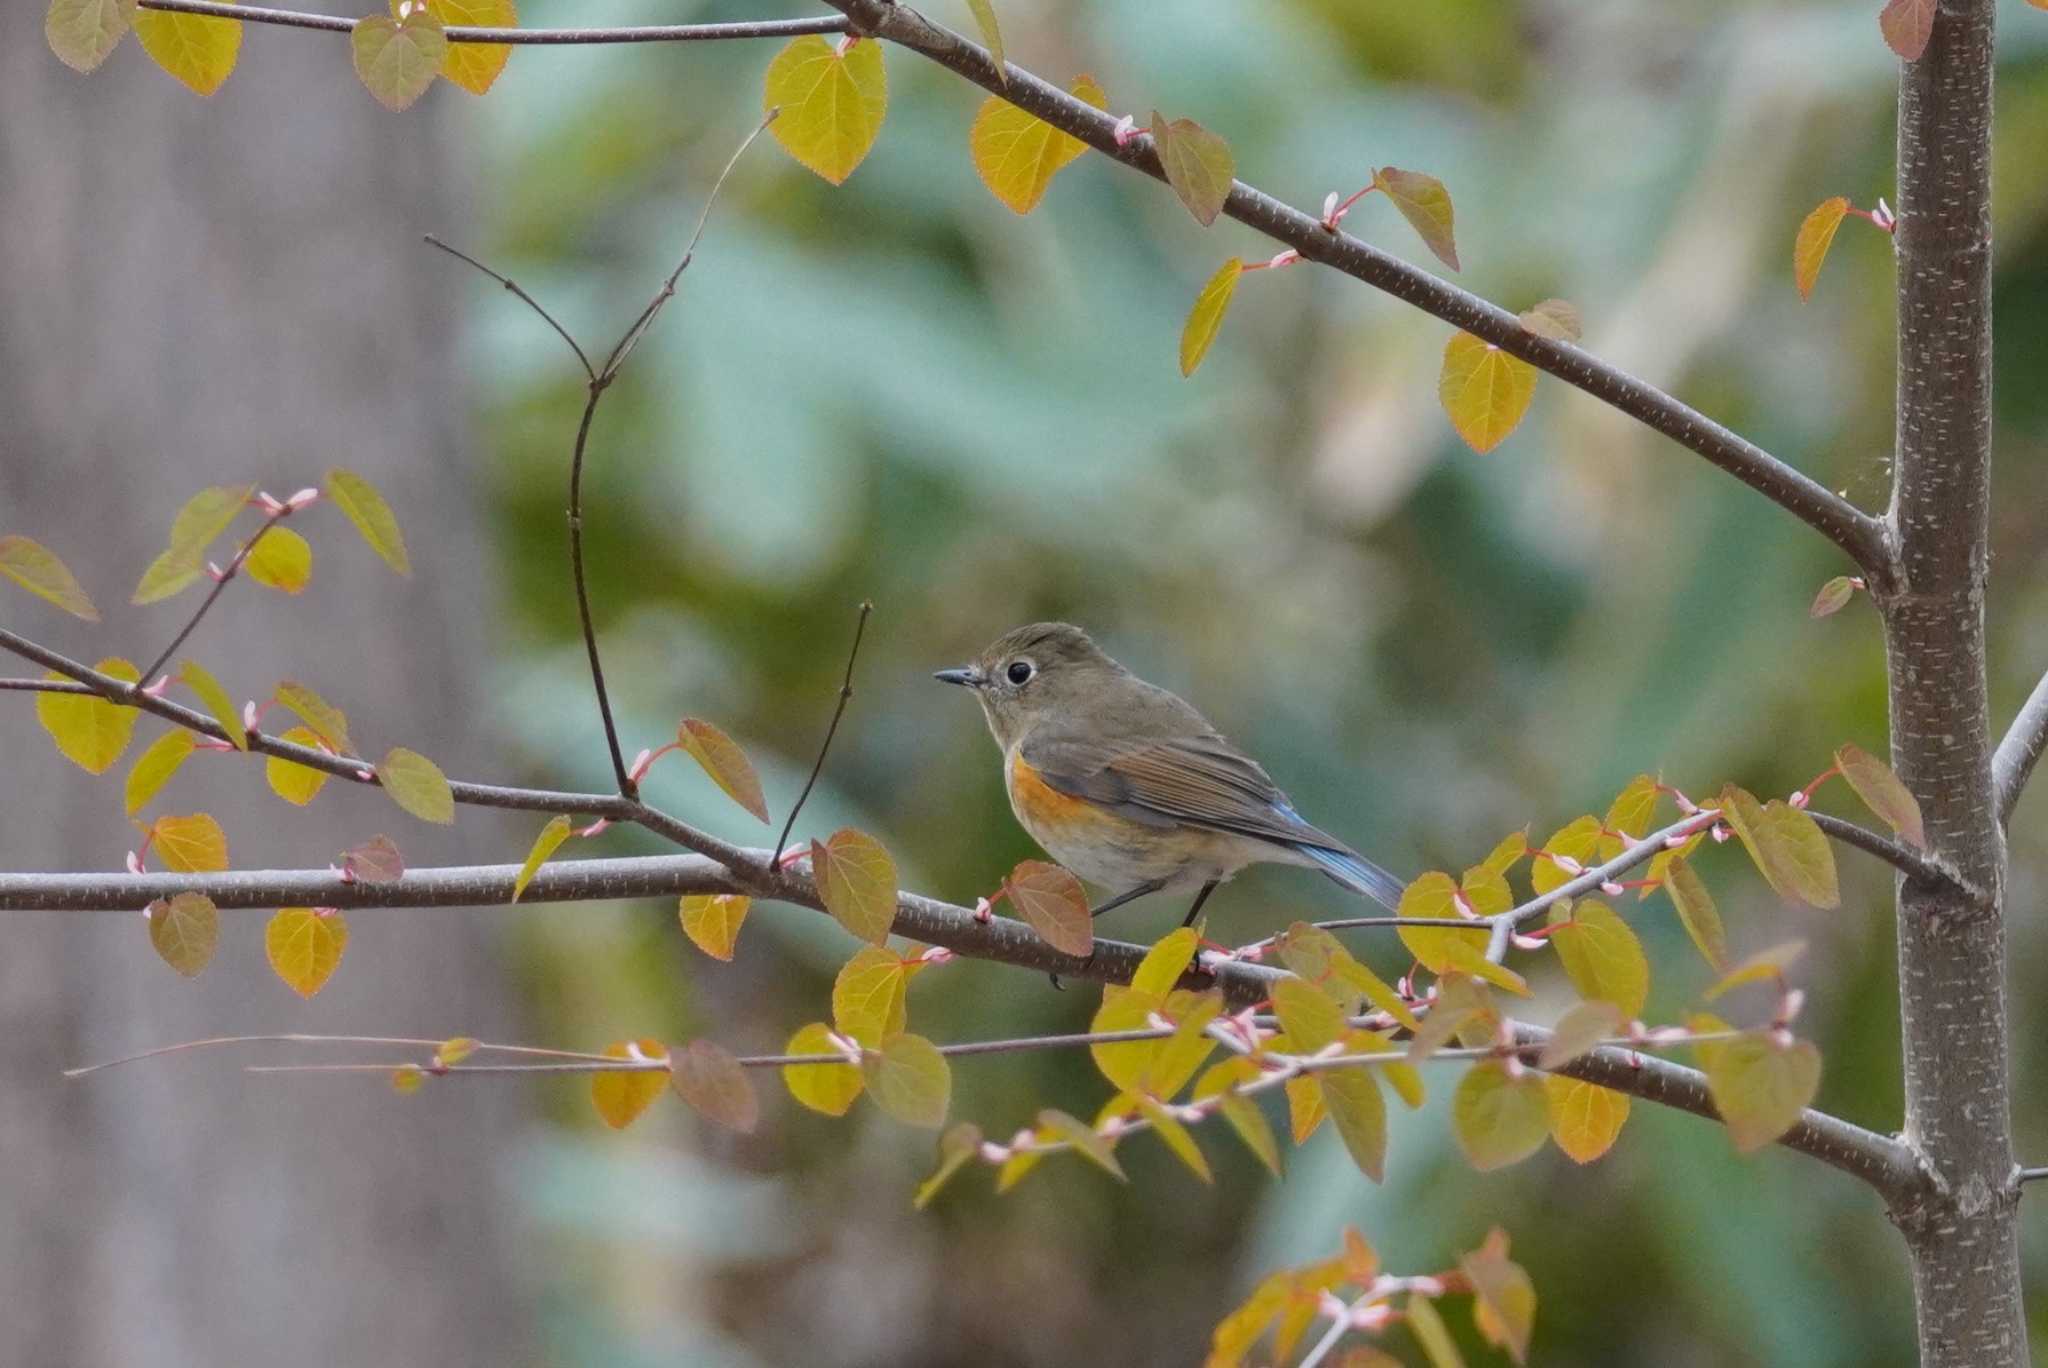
xmin=935 ymin=622 xmax=1404 ymax=927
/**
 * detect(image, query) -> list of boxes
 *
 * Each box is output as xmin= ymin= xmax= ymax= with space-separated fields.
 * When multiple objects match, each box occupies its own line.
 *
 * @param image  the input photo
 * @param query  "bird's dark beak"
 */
xmin=933 ymin=665 xmax=983 ymax=688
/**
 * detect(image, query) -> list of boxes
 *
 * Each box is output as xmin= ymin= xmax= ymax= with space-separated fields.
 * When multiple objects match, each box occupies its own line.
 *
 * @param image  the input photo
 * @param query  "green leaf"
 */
xmin=380 ymin=746 xmax=455 ymax=824
xmin=1273 ymin=977 xmax=1345 ymax=1053
xmin=1532 ymin=815 xmax=1602 ymax=895
xmin=669 ymin=1038 xmax=760 ymax=1133
xmin=154 ymin=811 xmax=228 ymax=872
xmin=1272 ymin=920 xmax=1420 ymax=1030
xmin=133 ymin=0 xmax=240 ymax=96
xmin=512 ymin=814 xmax=572 ymax=902
xmin=1039 ymin=1108 xmax=1125 ymax=1180
xmin=1451 ymin=1061 xmax=1550 ymax=1171
xmin=1149 ymin=111 xmax=1234 ymax=226
xmin=147 ymin=891 xmax=218 ymax=977
xmin=324 ymin=468 xmax=411 ymax=575
xmin=1395 ymin=870 xmax=1489 ymax=972
xmin=1005 ymin=859 xmax=1093 ymax=957
xmin=967 ymin=73 xmax=1105 ymax=214
xmin=862 ymin=1032 xmax=950 ymax=1128
xmin=1371 ymin=166 xmax=1459 ymax=270
xmin=1439 ymin=332 xmax=1536 ymax=454
xmin=1663 ymin=856 xmax=1727 ymax=971
xmin=46 ymin=0 xmax=137 ymax=74
xmin=832 ymin=945 xmax=910 ymax=1046
xmin=963 ymin=0 xmax=1003 ymax=75
xmin=1835 ymin=743 xmax=1926 ymax=849
xmin=35 ymin=658 xmax=140 ymax=774
xmin=589 ymin=1039 xmax=668 ymax=1130
xmin=1141 ymin=991 xmax=1222 ymax=1098
xmin=243 ymin=526 xmax=312 ymax=595
xmin=679 ymin=893 xmax=750 ymax=961
xmin=811 ymin=828 xmax=898 ymax=944
xmin=350 ymin=10 xmax=445 ymax=112
xmin=677 ymin=718 xmax=769 ymax=823
xmin=1810 ymin=575 xmax=1858 ymax=618
xmin=1404 ymin=973 xmax=1495 ymax=1065
xmin=1319 ymin=1066 xmax=1388 ymax=1182
xmin=1133 ymin=925 xmax=1200 ymax=997
xmin=914 ymin=1122 xmax=984 ymax=1208
xmin=1706 ymin=939 xmax=1808 ymax=1001
xmin=272 ymin=680 xmax=352 ymax=754
xmin=1179 ymin=258 xmax=1242 ymax=377
xmin=1544 ymin=1074 xmax=1629 ymax=1164
xmin=264 ymin=907 xmax=348 ymax=999
xmin=1134 ymin=1095 xmax=1211 ymax=1183
xmin=764 ymin=34 xmax=888 ymax=185
xmin=265 ymin=726 xmax=331 ymax=806
xmin=0 ymin=535 xmax=99 ymax=620
xmin=125 ymin=729 xmax=196 ymax=816
xmin=133 ymin=484 xmax=254 ymax=603
xmin=178 ymin=659 xmax=246 ymax=750
xmin=1693 ymin=1020 xmax=1821 ymax=1153
xmin=1536 ymin=999 xmax=1624 ymax=1068
xmin=782 ymin=1021 xmax=862 ymax=1116
xmin=1407 ymin=1293 xmax=1466 ymax=1368
xmin=1195 ymin=1057 xmax=1281 ymax=1176
xmin=1719 ymin=785 xmax=1838 ymax=908
xmin=1545 ymin=900 xmax=1649 ymax=1019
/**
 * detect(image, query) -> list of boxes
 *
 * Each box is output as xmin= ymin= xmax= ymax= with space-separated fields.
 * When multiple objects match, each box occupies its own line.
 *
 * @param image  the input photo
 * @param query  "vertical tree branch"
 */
xmin=1880 ymin=4 xmax=2021 ymax=1362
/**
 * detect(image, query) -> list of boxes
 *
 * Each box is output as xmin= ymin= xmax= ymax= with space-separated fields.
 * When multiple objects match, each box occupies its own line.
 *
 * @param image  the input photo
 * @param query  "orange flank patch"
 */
xmin=1006 ymin=753 xmax=1116 ymax=842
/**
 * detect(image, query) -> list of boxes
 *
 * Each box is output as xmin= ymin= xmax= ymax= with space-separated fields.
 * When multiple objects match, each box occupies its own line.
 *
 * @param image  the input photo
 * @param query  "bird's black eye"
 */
xmin=1005 ymin=659 xmax=1035 ymax=686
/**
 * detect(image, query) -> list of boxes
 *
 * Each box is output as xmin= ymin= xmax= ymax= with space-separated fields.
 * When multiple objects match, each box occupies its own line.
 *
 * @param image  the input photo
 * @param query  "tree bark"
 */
xmin=1881 ymin=2 xmax=2023 ymax=1362
xmin=0 ymin=20 xmax=526 ymax=1366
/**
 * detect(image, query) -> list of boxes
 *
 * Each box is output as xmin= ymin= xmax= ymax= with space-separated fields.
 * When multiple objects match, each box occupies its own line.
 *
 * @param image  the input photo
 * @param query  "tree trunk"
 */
xmin=0 ymin=20 xmax=527 ymax=1366
xmin=1882 ymin=2 xmax=2023 ymax=1361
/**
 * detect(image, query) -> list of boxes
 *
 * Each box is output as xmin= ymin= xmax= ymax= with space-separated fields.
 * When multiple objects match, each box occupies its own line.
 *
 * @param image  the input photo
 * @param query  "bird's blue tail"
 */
xmin=1295 ymin=843 xmax=1407 ymax=911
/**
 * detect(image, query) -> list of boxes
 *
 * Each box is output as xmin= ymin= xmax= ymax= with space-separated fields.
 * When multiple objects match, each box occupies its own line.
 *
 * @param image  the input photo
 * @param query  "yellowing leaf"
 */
xmin=1005 ymin=859 xmax=1093 ymax=957
xmin=147 ymin=892 xmax=218 ymax=977
xmin=273 ymin=680 xmax=352 ymax=754
xmin=1272 ymin=920 xmax=1420 ymax=1030
xmin=1133 ymin=926 xmax=1201 ymax=997
xmin=35 ymin=659 xmax=139 ymax=774
xmin=670 ymin=1038 xmax=759 ymax=1133
xmin=0 ymin=535 xmax=98 ymax=620
xmin=133 ymin=484 xmax=254 ymax=604
xmin=265 ymin=907 xmax=348 ymax=998
xmin=1404 ymin=973 xmax=1496 ymax=1065
xmin=1273 ymin=978 xmax=1345 ymax=1053
xmin=1532 ymin=814 xmax=1602 ymax=895
xmin=1134 ymin=1095 xmax=1211 ymax=1182
xmin=1517 ymin=298 xmax=1582 ymax=342
xmin=1544 ymin=1074 xmax=1629 ymax=1164
xmin=351 ymin=10 xmax=445 ymax=112
xmin=833 ymin=946 xmax=911 ymax=1046
xmin=1439 ymin=331 xmax=1537 ymax=455
xmin=324 ymin=469 xmax=411 ymax=574
xmin=46 ymin=0 xmax=136 ymax=74
xmin=512 ymin=814 xmax=572 ymax=901
xmin=1142 ymin=991 xmax=1222 ymax=1099
xmin=1811 ymin=575 xmax=1858 ymax=618
xmin=380 ymin=746 xmax=454 ymax=824
xmin=812 ymin=828 xmax=898 ymax=944
xmin=1719 ymin=786 xmax=1839 ymax=909
xmin=1694 ymin=1023 xmax=1821 ymax=1153
xmin=862 ymin=1032 xmax=950 ymax=1127
xmin=1603 ymin=774 xmax=1659 ymax=852
xmin=436 ymin=1036 xmax=478 ymax=1065
xmin=1285 ymin=1073 xmax=1325 ymax=1144
xmin=1706 ymin=939 xmax=1808 ymax=1001
xmin=1460 ymin=1231 xmax=1536 ymax=1364
xmin=244 ymin=526 xmax=312 ymax=595
xmin=1179 ymin=258 xmax=1242 ymax=377
xmin=1320 ymin=1067 xmax=1388 ymax=1182
xmin=1545 ymin=901 xmax=1649 ymax=1020
xmin=1663 ymin=856 xmax=1726 ymax=970
xmin=1536 ymin=999 xmax=1624 ymax=1068
xmin=963 ymin=0 xmax=1003 ymax=75
xmin=154 ymin=811 xmax=228 ymax=872
xmin=418 ymin=0 xmax=514 ymax=96
xmin=1089 ymin=985 xmax=1163 ymax=1092
xmin=1452 ymin=1061 xmax=1550 ymax=1171
xmin=1836 ymin=742 xmax=1925 ymax=849
xmin=265 ymin=726 xmax=331 ymax=806
xmin=125 ymin=729 xmax=196 ymax=816
xmin=968 ymin=73 xmax=1104 ymax=213
xmin=914 ymin=1122 xmax=984 ymax=1208
xmin=1196 ymin=1057 xmax=1281 ymax=1176
xmin=590 ymin=1040 xmax=669 ymax=1130
xmin=1794 ymin=196 xmax=1850 ymax=300
xmin=133 ymin=1 xmax=240 ymax=96
xmin=764 ymin=34 xmax=888 ymax=185
xmin=679 ymin=893 xmax=751 ymax=961
xmin=1395 ymin=871 xmax=1489 ymax=972
xmin=1149 ymin=111 xmax=1234 ymax=226
xmin=390 ymin=1064 xmax=426 ymax=1094
xmin=180 ymin=659 xmax=245 ymax=750
xmin=1371 ymin=166 xmax=1459 ymax=270
xmin=1040 ymin=1108 xmax=1125 ymax=1180
xmin=1408 ymin=1293 xmax=1466 ymax=1368
xmin=676 ymin=718 xmax=769 ymax=823
xmin=782 ymin=1021 xmax=863 ymax=1115
xmin=1878 ymin=0 xmax=1935 ymax=61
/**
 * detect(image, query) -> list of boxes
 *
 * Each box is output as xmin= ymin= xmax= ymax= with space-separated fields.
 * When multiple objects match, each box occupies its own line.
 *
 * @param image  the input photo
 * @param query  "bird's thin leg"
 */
xmin=1089 ymin=877 xmax=1167 ymax=920
xmin=1179 ymin=880 xmax=1220 ymax=929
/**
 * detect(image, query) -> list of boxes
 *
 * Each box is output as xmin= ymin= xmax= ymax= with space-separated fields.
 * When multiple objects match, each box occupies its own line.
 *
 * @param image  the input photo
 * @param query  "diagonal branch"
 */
xmin=1991 ymin=667 xmax=2048 ymax=825
xmin=824 ymin=0 xmax=1892 ymax=578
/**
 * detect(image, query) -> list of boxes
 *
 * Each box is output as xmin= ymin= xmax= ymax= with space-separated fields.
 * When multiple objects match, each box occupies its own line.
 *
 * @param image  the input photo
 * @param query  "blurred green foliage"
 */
xmin=458 ymin=1 xmax=2048 ymax=1362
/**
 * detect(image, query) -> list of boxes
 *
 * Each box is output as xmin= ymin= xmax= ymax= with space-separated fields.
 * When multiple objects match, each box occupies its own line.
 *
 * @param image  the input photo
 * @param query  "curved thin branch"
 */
xmin=822 ymin=0 xmax=1891 ymax=578
xmin=1806 ymin=810 xmax=1955 ymax=888
xmin=135 ymin=0 xmax=849 ymax=43
xmin=1991 ymin=667 xmax=2048 ymax=825
xmin=774 ymin=600 xmax=872 ymax=862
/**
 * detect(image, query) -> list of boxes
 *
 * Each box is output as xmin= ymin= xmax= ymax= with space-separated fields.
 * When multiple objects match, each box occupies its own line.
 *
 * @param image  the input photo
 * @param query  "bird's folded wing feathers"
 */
xmin=1021 ymin=732 xmax=1347 ymax=850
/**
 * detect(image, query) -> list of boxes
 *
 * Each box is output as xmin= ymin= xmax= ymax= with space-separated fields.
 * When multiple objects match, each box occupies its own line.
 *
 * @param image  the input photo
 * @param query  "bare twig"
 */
xmin=774 ymin=600 xmax=873 ymax=862
xmin=137 ymin=506 xmax=293 ymax=684
xmin=1991 ymin=667 xmax=2048 ymax=825
xmin=134 ymin=0 xmax=849 ymax=44
xmin=1806 ymin=810 xmax=1953 ymax=887
xmin=421 ymin=235 xmax=594 ymax=381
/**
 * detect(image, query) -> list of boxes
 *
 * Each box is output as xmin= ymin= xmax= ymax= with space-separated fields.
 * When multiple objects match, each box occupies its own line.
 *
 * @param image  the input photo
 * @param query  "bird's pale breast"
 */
xmin=1004 ymin=748 xmax=1262 ymax=891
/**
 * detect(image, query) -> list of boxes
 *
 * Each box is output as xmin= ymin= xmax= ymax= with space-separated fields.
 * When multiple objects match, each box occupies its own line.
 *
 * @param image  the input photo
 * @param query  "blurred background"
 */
xmin=8 ymin=0 xmax=2048 ymax=1364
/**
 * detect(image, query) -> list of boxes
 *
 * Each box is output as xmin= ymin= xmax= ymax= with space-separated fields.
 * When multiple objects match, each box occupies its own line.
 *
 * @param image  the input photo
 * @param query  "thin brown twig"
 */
xmin=421 ymin=235 xmax=594 ymax=381
xmin=774 ymin=600 xmax=873 ymax=862
xmin=134 ymin=0 xmax=849 ymax=44
xmin=137 ymin=506 xmax=294 ymax=684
